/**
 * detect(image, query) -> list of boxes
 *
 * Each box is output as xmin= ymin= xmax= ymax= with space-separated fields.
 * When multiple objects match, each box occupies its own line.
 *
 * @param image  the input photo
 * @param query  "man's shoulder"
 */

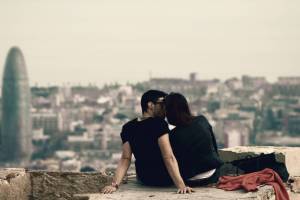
xmin=122 ymin=118 xmax=138 ymax=129
xmin=122 ymin=117 xmax=167 ymax=129
xmin=150 ymin=117 xmax=167 ymax=123
xmin=147 ymin=117 xmax=169 ymax=127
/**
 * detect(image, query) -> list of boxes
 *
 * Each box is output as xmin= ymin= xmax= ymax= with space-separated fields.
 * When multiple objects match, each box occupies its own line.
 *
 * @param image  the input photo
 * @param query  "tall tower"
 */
xmin=1 ymin=47 xmax=32 ymax=164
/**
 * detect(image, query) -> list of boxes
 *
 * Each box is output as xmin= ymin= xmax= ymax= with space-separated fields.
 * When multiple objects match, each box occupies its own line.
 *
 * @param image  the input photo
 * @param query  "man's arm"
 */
xmin=102 ymin=142 xmax=132 ymax=194
xmin=158 ymin=134 xmax=194 ymax=194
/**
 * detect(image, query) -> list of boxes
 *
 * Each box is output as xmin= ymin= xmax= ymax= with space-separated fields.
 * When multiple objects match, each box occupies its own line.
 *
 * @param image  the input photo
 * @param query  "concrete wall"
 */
xmin=0 ymin=168 xmax=111 ymax=200
xmin=0 ymin=168 xmax=31 ymax=200
xmin=219 ymin=146 xmax=300 ymax=177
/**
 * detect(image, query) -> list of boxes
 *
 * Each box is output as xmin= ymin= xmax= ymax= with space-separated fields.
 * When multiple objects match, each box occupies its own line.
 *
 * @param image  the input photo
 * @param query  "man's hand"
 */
xmin=177 ymin=186 xmax=194 ymax=194
xmin=101 ymin=185 xmax=117 ymax=194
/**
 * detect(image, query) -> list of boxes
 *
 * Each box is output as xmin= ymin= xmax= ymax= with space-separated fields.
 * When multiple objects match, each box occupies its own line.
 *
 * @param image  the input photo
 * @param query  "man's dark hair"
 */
xmin=141 ymin=90 xmax=168 ymax=113
xmin=165 ymin=92 xmax=194 ymax=126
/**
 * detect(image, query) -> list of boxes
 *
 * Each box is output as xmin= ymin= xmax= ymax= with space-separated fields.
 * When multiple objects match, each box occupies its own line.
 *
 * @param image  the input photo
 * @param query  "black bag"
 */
xmin=230 ymin=153 xmax=289 ymax=182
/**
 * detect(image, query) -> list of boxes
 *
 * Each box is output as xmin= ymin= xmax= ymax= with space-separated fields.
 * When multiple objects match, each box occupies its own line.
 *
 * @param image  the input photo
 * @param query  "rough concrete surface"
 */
xmin=289 ymin=176 xmax=300 ymax=193
xmin=1 ymin=168 xmax=299 ymax=200
xmin=3 ymin=145 xmax=300 ymax=200
xmin=0 ymin=168 xmax=31 ymax=200
xmin=30 ymin=171 xmax=111 ymax=200
xmin=74 ymin=177 xmax=276 ymax=200
xmin=219 ymin=146 xmax=300 ymax=177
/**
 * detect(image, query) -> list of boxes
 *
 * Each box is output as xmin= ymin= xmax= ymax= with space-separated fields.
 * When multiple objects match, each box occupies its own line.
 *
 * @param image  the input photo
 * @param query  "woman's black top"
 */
xmin=169 ymin=115 xmax=224 ymax=180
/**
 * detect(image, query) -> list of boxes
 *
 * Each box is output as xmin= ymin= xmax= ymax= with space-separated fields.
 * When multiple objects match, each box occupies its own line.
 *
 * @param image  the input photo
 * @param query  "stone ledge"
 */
xmin=219 ymin=146 xmax=300 ymax=177
xmin=0 ymin=168 xmax=111 ymax=200
xmin=3 ymin=146 xmax=300 ymax=199
xmin=0 ymin=168 xmax=31 ymax=200
xmin=74 ymin=177 xmax=276 ymax=200
xmin=0 ymin=168 xmax=279 ymax=200
xmin=30 ymin=171 xmax=111 ymax=200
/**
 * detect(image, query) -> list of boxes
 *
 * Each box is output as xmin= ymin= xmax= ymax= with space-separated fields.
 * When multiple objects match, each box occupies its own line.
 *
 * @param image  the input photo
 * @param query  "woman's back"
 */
xmin=169 ymin=115 xmax=223 ymax=180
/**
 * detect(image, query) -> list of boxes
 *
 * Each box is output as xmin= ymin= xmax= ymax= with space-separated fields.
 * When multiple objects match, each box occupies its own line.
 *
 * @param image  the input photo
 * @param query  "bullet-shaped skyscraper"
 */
xmin=1 ymin=47 xmax=32 ymax=163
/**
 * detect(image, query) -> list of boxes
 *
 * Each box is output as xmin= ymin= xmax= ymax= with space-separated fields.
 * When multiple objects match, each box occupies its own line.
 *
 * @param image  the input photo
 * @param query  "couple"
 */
xmin=102 ymin=90 xmax=223 ymax=194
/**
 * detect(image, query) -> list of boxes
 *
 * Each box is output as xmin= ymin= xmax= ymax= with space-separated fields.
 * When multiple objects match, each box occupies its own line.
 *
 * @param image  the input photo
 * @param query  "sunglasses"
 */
xmin=153 ymin=97 xmax=165 ymax=105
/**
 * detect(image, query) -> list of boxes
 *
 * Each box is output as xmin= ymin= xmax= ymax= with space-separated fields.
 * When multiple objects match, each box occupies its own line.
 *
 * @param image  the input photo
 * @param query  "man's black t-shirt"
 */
xmin=120 ymin=117 xmax=172 ymax=186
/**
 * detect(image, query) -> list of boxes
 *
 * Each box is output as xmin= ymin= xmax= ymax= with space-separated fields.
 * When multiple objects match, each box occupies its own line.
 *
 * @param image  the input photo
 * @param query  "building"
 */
xmin=32 ymin=111 xmax=63 ymax=135
xmin=223 ymin=120 xmax=250 ymax=148
xmin=242 ymin=75 xmax=268 ymax=89
xmin=1 ymin=47 xmax=32 ymax=164
xmin=277 ymin=77 xmax=300 ymax=85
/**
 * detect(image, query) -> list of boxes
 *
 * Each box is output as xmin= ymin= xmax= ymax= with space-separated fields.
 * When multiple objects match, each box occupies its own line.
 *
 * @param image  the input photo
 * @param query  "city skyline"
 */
xmin=1 ymin=0 xmax=300 ymax=86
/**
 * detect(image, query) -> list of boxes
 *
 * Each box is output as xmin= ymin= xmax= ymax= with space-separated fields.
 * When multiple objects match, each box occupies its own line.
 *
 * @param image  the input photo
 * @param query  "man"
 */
xmin=102 ymin=90 xmax=193 ymax=194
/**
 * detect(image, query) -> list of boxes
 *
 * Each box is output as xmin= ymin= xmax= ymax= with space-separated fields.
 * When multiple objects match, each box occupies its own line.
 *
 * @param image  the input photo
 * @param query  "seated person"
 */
xmin=165 ymin=92 xmax=224 ymax=186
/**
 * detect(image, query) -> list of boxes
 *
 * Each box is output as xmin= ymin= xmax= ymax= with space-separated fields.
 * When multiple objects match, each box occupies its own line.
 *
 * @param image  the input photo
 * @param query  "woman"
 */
xmin=165 ymin=92 xmax=224 ymax=186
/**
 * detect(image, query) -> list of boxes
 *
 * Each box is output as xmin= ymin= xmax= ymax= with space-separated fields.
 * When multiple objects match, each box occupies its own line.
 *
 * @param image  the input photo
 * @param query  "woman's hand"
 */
xmin=101 ymin=185 xmax=117 ymax=194
xmin=177 ymin=186 xmax=194 ymax=194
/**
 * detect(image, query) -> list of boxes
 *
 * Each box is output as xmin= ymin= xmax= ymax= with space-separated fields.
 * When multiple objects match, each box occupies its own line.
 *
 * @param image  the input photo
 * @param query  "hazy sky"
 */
xmin=0 ymin=0 xmax=299 ymax=86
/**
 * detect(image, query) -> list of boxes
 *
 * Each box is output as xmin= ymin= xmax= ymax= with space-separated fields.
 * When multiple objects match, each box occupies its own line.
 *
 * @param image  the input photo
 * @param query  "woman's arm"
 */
xmin=158 ymin=134 xmax=194 ymax=194
xmin=102 ymin=142 xmax=132 ymax=194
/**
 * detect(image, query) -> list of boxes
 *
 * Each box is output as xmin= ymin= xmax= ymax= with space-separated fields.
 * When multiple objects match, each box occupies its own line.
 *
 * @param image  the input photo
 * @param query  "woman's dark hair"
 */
xmin=165 ymin=93 xmax=194 ymax=126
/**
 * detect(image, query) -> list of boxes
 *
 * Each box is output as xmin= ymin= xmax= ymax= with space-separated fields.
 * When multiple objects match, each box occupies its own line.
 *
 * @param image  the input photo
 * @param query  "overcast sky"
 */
xmin=0 ymin=0 xmax=299 ymax=86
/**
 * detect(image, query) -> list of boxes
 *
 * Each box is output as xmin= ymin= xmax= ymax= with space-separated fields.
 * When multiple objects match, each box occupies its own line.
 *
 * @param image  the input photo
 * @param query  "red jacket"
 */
xmin=217 ymin=168 xmax=289 ymax=200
